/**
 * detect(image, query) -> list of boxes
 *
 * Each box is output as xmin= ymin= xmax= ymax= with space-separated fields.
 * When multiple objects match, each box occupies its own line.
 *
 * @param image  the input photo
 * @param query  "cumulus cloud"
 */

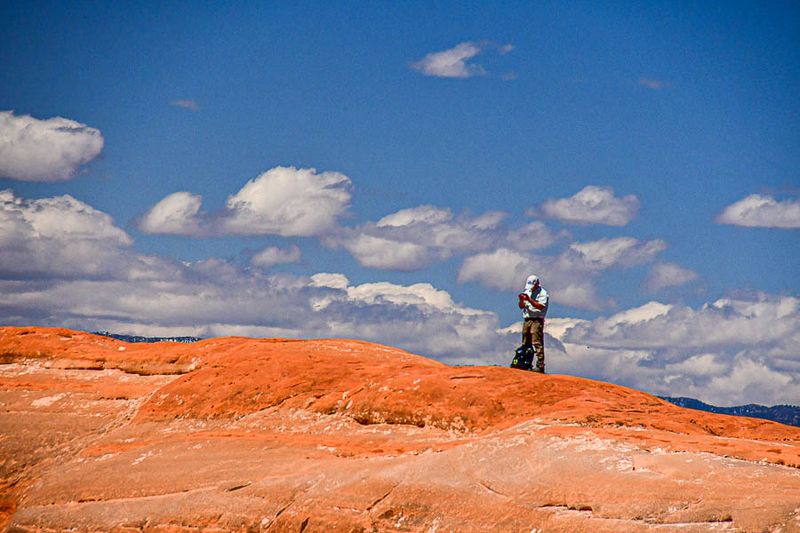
xmin=138 ymin=191 xmax=204 ymax=235
xmin=140 ymin=178 xmax=566 ymax=274
xmin=458 ymin=236 xmax=665 ymax=309
xmin=309 ymin=272 xmax=349 ymax=290
xmin=666 ymin=353 xmax=728 ymax=377
xmin=307 ymin=273 xmax=508 ymax=360
xmin=328 ymin=204 xmax=573 ymax=272
xmin=326 ymin=205 xmax=507 ymax=271
xmin=0 ymin=271 xmax=312 ymax=338
xmin=458 ymin=248 xmax=530 ymax=292
xmin=411 ymin=42 xmax=487 ymax=78
xmin=0 ymin=263 xmax=514 ymax=365
xmin=5 ymin=191 xmax=797 ymax=406
xmin=411 ymin=41 xmax=516 ymax=79
xmin=716 ymin=194 xmax=800 ymax=229
xmin=505 ymin=221 xmax=569 ymax=251
xmin=565 ymin=295 xmax=798 ymax=350
xmin=553 ymin=294 xmax=800 ymax=405
xmin=0 ymin=189 xmax=170 ymax=281
xmin=312 ymin=273 xmax=462 ymax=312
xmin=0 ymin=191 xmax=512 ymax=363
xmin=223 ymin=166 xmax=352 ymax=236
xmin=565 ymin=237 xmax=666 ymax=271
xmin=250 ymin=245 xmax=302 ymax=269
xmin=458 ymin=248 xmax=609 ymax=309
xmin=377 ymin=205 xmax=454 ymax=227
xmin=138 ymin=166 xmax=352 ymax=237
xmin=0 ymin=110 xmax=104 ymax=182
xmin=337 ymin=234 xmax=436 ymax=271
xmin=645 ymin=262 xmax=699 ymax=292
xmin=0 ymin=190 xmax=129 ymax=245
xmin=458 ymin=248 xmax=603 ymax=310
xmin=538 ymin=186 xmax=640 ymax=226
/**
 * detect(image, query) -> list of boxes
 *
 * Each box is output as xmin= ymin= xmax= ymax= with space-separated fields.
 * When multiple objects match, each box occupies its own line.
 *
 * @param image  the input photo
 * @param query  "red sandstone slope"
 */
xmin=133 ymin=334 xmax=800 ymax=460
xmin=0 ymin=326 xmax=201 ymax=374
xmin=2 ymin=326 xmax=800 ymax=532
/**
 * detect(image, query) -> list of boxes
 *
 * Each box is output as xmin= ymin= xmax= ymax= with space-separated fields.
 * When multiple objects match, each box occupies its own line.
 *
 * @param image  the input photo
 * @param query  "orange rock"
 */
xmin=1 ymin=326 xmax=799 ymax=532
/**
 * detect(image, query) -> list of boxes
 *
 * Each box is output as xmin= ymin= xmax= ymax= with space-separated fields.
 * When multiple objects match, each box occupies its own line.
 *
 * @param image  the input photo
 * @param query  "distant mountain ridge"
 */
xmin=92 ymin=331 xmax=200 ymax=344
xmin=660 ymin=396 xmax=800 ymax=428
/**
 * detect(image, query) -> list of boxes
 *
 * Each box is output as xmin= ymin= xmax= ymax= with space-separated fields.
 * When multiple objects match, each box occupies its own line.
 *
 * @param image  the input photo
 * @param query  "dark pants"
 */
xmin=522 ymin=318 xmax=545 ymax=371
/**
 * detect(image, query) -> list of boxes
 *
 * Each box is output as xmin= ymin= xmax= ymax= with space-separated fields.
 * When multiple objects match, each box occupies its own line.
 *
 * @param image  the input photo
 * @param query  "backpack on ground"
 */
xmin=510 ymin=344 xmax=535 ymax=370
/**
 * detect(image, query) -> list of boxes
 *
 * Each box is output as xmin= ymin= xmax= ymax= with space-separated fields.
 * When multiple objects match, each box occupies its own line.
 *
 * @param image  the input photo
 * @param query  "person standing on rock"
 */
xmin=518 ymin=274 xmax=549 ymax=373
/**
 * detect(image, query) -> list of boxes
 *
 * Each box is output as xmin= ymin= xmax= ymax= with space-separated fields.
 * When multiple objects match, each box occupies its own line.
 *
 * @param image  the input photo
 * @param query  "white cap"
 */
xmin=525 ymin=275 xmax=539 ymax=288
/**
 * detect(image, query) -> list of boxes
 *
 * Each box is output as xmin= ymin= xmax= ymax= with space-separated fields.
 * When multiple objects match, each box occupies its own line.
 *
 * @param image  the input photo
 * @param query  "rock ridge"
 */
xmin=1 ymin=326 xmax=799 ymax=532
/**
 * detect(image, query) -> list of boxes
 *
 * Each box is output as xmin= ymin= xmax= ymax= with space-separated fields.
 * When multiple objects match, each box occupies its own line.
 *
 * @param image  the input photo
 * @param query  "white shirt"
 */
xmin=523 ymin=286 xmax=549 ymax=319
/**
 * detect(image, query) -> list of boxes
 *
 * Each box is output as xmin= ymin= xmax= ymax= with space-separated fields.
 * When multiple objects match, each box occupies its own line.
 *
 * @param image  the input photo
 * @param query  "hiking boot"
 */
xmin=531 ymin=367 xmax=544 ymax=373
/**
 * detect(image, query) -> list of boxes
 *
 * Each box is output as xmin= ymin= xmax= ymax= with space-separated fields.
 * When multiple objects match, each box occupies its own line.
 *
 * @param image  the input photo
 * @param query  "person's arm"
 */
xmin=520 ymin=293 xmax=546 ymax=311
xmin=527 ymin=298 xmax=546 ymax=311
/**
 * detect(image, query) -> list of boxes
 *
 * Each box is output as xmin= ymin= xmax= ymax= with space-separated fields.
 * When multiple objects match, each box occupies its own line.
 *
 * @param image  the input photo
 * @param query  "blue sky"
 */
xmin=1 ymin=1 xmax=799 ymax=406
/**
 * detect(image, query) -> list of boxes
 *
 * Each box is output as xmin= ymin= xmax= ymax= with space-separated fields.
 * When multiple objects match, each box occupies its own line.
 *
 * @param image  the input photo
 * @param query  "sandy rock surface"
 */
xmin=1 ymin=326 xmax=799 ymax=532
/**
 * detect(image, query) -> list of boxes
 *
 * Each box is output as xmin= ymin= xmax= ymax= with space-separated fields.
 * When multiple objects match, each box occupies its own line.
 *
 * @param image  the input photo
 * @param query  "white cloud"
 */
xmin=338 ymin=234 xmax=436 ymax=271
xmin=645 ymin=262 xmax=699 ymax=292
xmin=328 ymin=205 xmax=507 ymax=271
xmin=538 ymin=186 xmax=640 ymax=226
xmin=138 ymin=191 xmax=203 ymax=235
xmin=0 ymin=273 xmax=311 ymax=334
xmin=346 ymin=280 xmax=461 ymax=311
xmin=565 ymin=295 xmax=798 ymax=350
xmin=552 ymin=294 xmax=800 ymax=405
xmin=411 ymin=42 xmax=487 ymax=78
xmin=0 ymin=265 xmax=512 ymax=366
xmin=250 ymin=245 xmax=302 ymax=269
xmin=0 ymin=189 xmax=166 ymax=281
xmin=223 ymin=166 xmax=351 ymax=236
xmin=309 ymin=272 xmax=349 ymax=290
xmin=554 ymin=284 xmax=605 ymax=311
xmin=4 ymin=192 xmax=797 ymax=406
xmin=599 ymin=301 xmax=672 ymax=327
xmin=542 ymin=317 xmax=589 ymax=340
xmin=0 ymin=110 xmax=104 ymax=182
xmin=0 ymin=190 xmax=129 ymax=245
xmin=302 ymin=275 xmax=506 ymax=360
xmin=457 ymin=248 xmax=604 ymax=310
xmin=666 ymin=353 xmax=727 ymax=377
xmin=377 ymin=205 xmax=453 ymax=227
xmin=139 ymin=184 xmax=560 ymax=275
xmin=716 ymin=194 xmax=800 ymax=229
xmin=505 ymin=221 xmax=568 ymax=251
xmin=458 ymin=237 xmax=665 ymax=310
xmin=566 ymin=237 xmax=666 ymax=270
xmin=398 ymin=208 xmax=503 ymax=249
xmin=701 ymin=359 xmax=794 ymax=405
xmin=458 ymin=248 xmax=530 ymax=291
xmin=0 ymin=193 xmax=513 ymax=364
xmin=138 ymin=166 xmax=352 ymax=237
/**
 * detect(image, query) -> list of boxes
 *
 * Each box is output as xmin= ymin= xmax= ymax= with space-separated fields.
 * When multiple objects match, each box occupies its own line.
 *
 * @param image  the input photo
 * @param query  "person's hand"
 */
xmin=518 ymin=293 xmax=529 ymax=309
